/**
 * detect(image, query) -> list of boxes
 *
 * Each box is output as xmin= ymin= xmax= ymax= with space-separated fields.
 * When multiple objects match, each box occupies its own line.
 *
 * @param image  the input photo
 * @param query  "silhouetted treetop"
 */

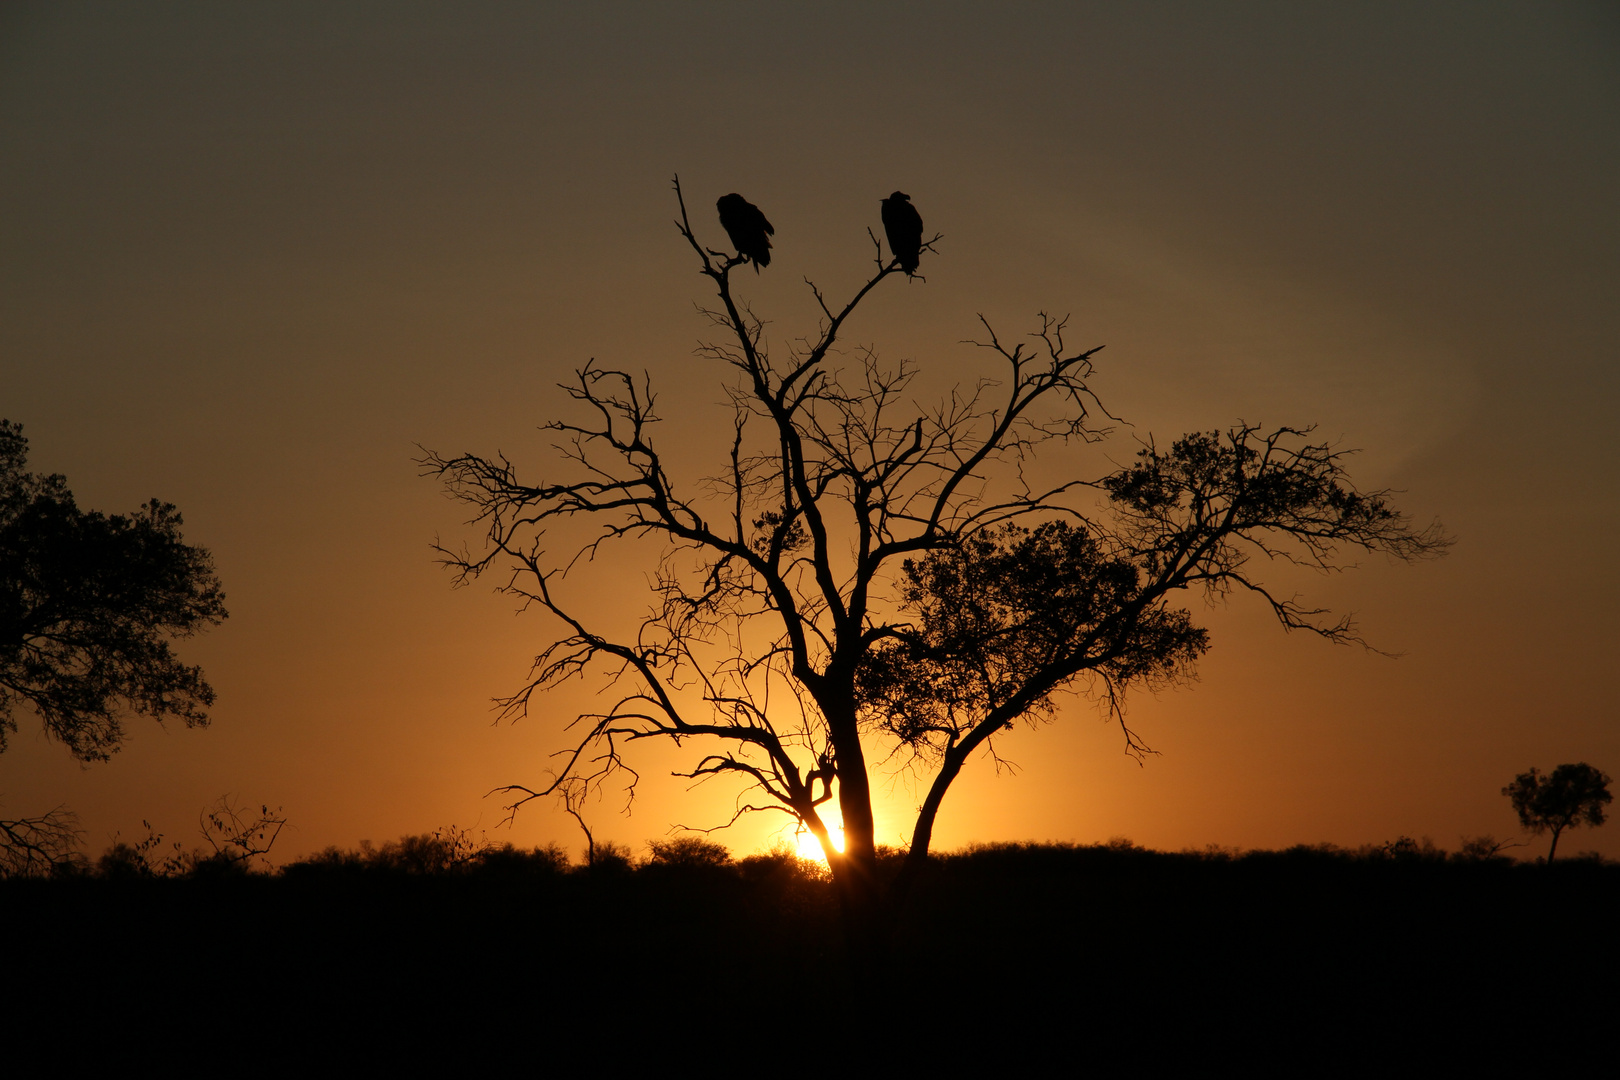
xmin=857 ymin=520 xmax=1208 ymax=760
xmin=1099 ymin=426 xmax=1450 ymax=640
xmin=0 ymin=420 xmax=226 ymax=762
xmin=1504 ymin=762 xmax=1611 ymax=863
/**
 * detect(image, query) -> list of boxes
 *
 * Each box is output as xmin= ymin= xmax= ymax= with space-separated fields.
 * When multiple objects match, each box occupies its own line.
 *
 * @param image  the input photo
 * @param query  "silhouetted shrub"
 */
xmin=585 ymin=840 xmax=633 ymax=873
xmin=477 ymin=841 xmax=570 ymax=877
xmin=366 ymin=828 xmax=486 ymax=874
xmin=1561 ymin=850 xmax=1611 ymax=866
xmin=96 ymin=841 xmax=155 ymax=879
xmin=285 ymin=844 xmax=367 ymax=874
xmin=645 ymin=835 xmax=733 ymax=869
xmin=1367 ymin=835 xmax=1446 ymax=862
xmin=738 ymin=844 xmax=827 ymax=885
xmin=96 ymin=823 xmax=186 ymax=878
xmin=186 ymin=851 xmax=254 ymax=879
xmin=1454 ymin=834 xmax=1518 ymax=862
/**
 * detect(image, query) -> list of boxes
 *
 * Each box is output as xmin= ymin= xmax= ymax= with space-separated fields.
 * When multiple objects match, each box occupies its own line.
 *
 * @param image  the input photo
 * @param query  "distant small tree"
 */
xmin=1503 ymin=763 xmax=1612 ymax=863
xmin=197 ymin=795 xmax=287 ymax=871
xmin=0 ymin=420 xmax=227 ymax=762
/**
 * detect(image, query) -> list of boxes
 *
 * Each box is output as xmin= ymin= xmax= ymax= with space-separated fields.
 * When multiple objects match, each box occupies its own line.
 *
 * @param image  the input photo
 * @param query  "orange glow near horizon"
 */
xmin=794 ymin=816 xmax=845 ymax=864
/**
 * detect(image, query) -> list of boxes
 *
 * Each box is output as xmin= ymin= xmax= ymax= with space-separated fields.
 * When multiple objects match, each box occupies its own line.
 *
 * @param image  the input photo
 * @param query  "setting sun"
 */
xmin=795 ymin=823 xmax=845 ymax=863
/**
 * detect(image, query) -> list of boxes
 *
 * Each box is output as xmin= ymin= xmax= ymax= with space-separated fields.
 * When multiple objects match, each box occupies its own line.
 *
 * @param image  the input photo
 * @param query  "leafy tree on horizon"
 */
xmin=422 ymin=178 xmax=1449 ymax=950
xmin=0 ymin=419 xmax=227 ymax=763
xmin=1503 ymin=762 xmax=1612 ymax=863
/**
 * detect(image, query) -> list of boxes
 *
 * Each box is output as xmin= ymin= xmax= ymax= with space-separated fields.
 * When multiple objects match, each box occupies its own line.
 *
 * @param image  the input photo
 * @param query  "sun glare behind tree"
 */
xmin=795 ymin=818 xmax=844 ymax=863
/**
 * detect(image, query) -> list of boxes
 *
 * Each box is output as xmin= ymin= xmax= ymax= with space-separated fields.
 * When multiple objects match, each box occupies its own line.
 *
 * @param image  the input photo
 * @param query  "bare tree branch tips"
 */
xmin=0 ymin=804 xmax=83 ymax=878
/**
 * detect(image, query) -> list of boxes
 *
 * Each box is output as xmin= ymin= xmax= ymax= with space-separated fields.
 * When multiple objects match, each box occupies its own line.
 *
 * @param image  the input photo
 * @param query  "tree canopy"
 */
xmin=1503 ymin=762 xmax=1612 ymax=862
xmin=422 ymin=179 xmax=1448 ymax=938
xmin=0 ymin=420 xmax=227 ymax=762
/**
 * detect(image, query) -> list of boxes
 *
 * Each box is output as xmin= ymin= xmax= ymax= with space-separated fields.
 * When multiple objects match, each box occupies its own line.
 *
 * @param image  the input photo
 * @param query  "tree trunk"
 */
xmin=825 ymin=696 xmax=884 ymax=963
xmin=831 ymin=855 xmax=883 ymax=971
xmin=1547 ymin=826 xmax=1563 ymax=863
xmin=887 ymin=744 xmax=968 ymax=916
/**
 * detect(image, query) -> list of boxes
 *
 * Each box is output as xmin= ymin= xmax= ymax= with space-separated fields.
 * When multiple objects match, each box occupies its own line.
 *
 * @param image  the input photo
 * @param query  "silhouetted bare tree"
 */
xmin=1504 ymin=763 xmax=1612 ymax=862
xmin=0 ymin=804 xmax=83 ymax=877
xmin=198 ymin=795 xmax=287 ymax=870
xmin=422 ymin=178 xmax=1448 ymax=946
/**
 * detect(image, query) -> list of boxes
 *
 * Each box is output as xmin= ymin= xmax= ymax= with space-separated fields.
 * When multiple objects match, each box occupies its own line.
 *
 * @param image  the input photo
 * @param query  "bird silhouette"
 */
xmin=881 ymin=191 xmax=923 ymax=276
xmin=716 ymin=193 xmax=774 ymax=271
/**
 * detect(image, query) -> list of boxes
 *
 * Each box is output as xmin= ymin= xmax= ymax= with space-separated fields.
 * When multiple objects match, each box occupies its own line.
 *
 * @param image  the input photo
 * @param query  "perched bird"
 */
xmin=716 ymin=193 xmax=774 ymax=271
xmin=881 ymin=191 xmax=923 ymax=276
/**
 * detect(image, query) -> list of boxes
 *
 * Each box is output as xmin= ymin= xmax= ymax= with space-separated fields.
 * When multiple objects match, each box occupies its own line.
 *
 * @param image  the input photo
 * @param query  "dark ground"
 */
xmin=6 ymin=843 xmax=1614 ymax=1067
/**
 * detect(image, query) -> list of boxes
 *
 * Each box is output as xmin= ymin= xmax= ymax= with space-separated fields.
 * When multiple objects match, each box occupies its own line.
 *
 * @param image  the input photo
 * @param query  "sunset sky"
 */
xmin=3 ymin=3 xmax=1617 ymax=863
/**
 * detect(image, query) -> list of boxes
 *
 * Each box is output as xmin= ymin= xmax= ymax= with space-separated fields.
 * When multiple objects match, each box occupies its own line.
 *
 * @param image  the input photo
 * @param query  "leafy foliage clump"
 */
xmin=645 ymin=835 xmax=734 ymax=869
xmin=0 ymin=420 xmax=227 ymax=761
xmin=859 ymin=521 xmax=1206 ymax=757
xmin=1504 ymin=763 xmax=1612 ymax=862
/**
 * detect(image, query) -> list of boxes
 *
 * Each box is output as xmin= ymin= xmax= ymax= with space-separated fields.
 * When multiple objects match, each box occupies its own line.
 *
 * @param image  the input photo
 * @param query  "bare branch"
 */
xmin=0 ymin=803 xmax=83 ymax=877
